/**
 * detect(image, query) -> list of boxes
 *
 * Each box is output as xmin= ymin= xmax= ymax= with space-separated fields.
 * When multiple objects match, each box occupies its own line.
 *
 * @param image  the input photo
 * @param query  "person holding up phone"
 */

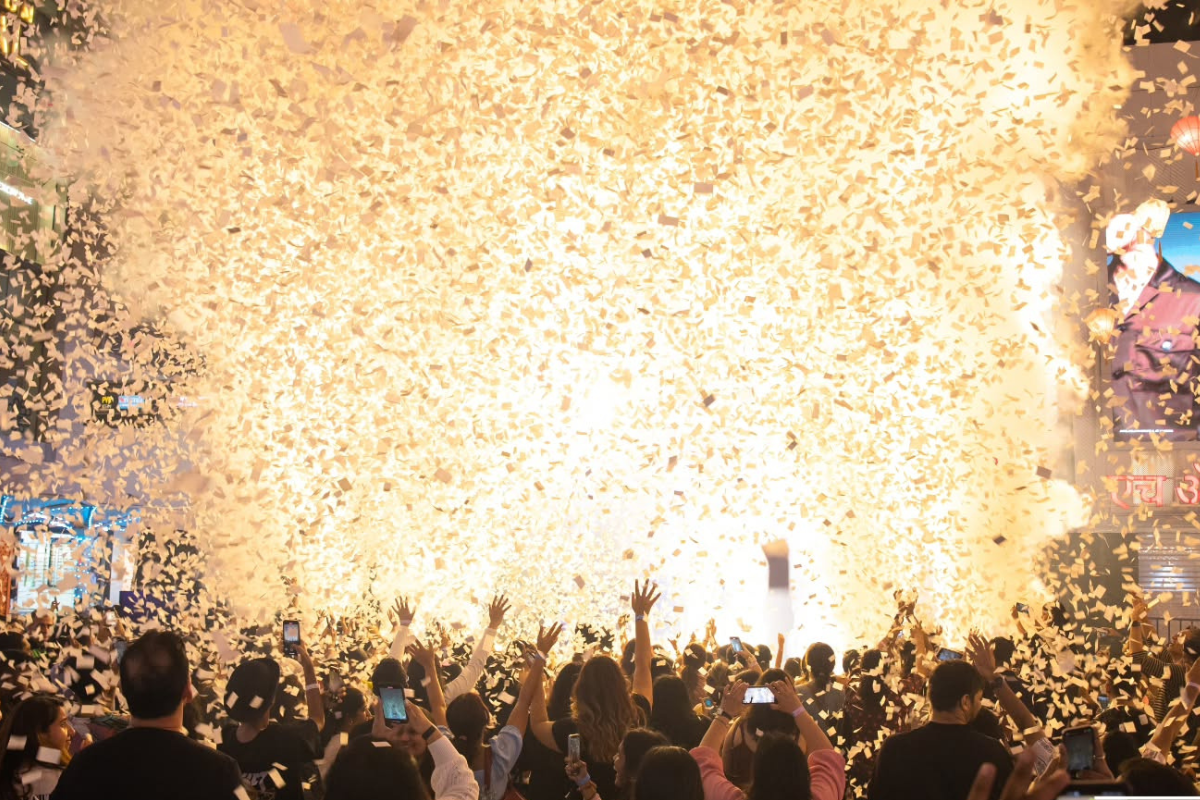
xmin=687 ymin=680 xmax=846 ymax=800
xmin=363 ymin=696 xmax=479 ymax=800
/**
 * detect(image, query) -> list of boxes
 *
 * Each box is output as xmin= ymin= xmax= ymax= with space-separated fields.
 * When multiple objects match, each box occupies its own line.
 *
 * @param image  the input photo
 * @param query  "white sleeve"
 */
xmin=444 ymin=627 xmax=496 ymax=701
xmin=428 ymin=736 xmax=482 ymax=800
xmin=389 ymin=624 xmax=412 ymax=661
xmin=488 ymin=726 xmax=524 ymax=778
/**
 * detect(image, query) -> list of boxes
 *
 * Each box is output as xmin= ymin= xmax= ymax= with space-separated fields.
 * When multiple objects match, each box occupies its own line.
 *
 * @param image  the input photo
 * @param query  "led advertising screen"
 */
xmin=1109 ymin=209 xmax=1200 ymax=441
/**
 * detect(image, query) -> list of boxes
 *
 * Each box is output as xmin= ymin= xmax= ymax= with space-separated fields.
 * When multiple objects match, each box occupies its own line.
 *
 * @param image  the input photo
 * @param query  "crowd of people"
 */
xmin=0 ymin=583 xmax=1194 ymax=799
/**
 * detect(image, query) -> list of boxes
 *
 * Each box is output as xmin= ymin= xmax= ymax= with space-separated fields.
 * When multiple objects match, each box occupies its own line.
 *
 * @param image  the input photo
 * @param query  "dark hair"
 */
xmin=1102 ymin=731 xmax=1140 ymax=774
xmin=783 ymin=658 xmax=804 ymax=681
xmin=120 ymin=630 xmax=190 ymax=719
xmin=804 ymin=643 xmax=835 ymax=690
xmin=325 ymin=736 xmax=431 ymax=800
xmin=633 ymin=746 xmax=703 ymax=800
xmin=1120 ymin=758 xmax=1199 ymax=796
xmin=967 ymin=707 xmax=1005 ymax=742
xmin=370 ymin=658 xmax=407 ymax=697
xmin=842 ymin=649 xmax=860 ymax=674
xmin=621 ymin=640 xmax=637 ymax=678
xmin=0 ymin=633 xmax=27 ymax=654
xmin=747 ymin=732 xmax=812 ymax=800
xmin=445 ymin=693 xmax=489 ymax=765
xmin=620 ymin=728 xmax=669 ymax=785
xmin=0 ymin=696 xmax=61 ymax=800
xmin=759 ymin=668 xmax=788 ymax=686
xmin=928 ymin=660 xmax=984 ymax=713
xmin=548 ymin=662 xmax=583 ymax=721
xmin=1183 ymin=629 xmax=1200 ymax=661
xmin=649 ymin=676 xmax=701 ymax=748
xmin=858 ymin=649 xmax=885 ymax=709
xmin=991 ymin=637 xmax=1016 ymax=667
xmin=341 ymin=688 xmax=367 ymax=723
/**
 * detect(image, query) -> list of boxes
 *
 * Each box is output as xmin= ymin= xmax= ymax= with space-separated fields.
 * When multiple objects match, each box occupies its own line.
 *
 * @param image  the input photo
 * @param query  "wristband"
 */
xmin=791 ymin=706 xmax=808 ymax=719
xmin=305 ymin=683 xmax=319 ymax=691
xmin=574 ymin=773 xmax=592 ymax=788
xmin=718 ymin=710 xmax=734 ymax=721
xmin=635 ymin=615 xmax=645 ymax=622
xmin=421 ymin=726 xmax=437 ymax=741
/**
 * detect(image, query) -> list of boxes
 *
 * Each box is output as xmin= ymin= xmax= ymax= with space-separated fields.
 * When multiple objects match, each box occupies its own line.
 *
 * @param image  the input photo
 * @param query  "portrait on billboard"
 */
xmin=1107 ymin=202 xmax=1200 ymax=441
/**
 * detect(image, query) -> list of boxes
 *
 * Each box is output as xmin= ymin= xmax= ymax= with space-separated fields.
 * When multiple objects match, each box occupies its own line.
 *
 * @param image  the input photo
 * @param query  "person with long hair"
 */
xmin=319 ymin=688 xmax=368 ymax=779
xmin=325 ymin=736 xmax=432 ymax=800
xmin=797 ymin=643 xmax=844 ymax=724
xmin=647 ymin=676 xmax=707 ymax=749
xmin=566 ymin=743 xmax=701 ymax=800
xmin=446 ymin=624 xmax=558 ymax=800
xmin=0 ymin=696 xmax=72 ymax=800
xmin=531 ymin=655 xmax=640 ymax=799
xmin=838 ymin=648 xmax=898 ymax=793
xmin=688 ymin=681 xmax=845 ymax=800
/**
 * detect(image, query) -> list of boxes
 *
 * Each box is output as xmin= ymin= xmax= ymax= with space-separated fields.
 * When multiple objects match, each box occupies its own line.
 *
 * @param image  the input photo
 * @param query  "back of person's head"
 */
xmin=898 ymin=641 xmax=917 ymax=678
xmin=966 ymin=707 xmax=1005 ymax=742
xmin=548 ymin=662 xmax=583 ymax=721
xmin=0 ymin=695 xmax=62 ymax=800
xmin=340 ymin=688 xmax=367 ymax=726
xmin=649 ymin=675 xmax=694 ymax=737
xmin=370 ymin=657 xmax=407 ymax=697
xmin=1102 ymin=731 xmax=1140 ymax=773
xmin=991 ymin=637 xmax=1016 ymax=667
xmin=574 ymin=655 xmax=638 ymax=762
xmin=759 ymin=668 xmax=788 ymax=686
xmin=325 ymin=736 xmax=430 ymax=800
xmin=858 ymin=649 xmax=885 ymax=707
xmin=619 ymin=728 xmax=669 ymax=786
xmin=782 ymin=657 xmax=804 ymax=681
xmin=682 ymin=644 xmax=708 ymax=671
xmin=445 ymin=693 xmax=489 ymax=764
xmin=842 ymin=648 xmax=860 ymax=674
xmin=0 ymin=632 xmax=27 ymax=655
xmin=120 ymin=630 xmax=190 ymax=720
xmin=633 ymin=745 xmax=703 ymax=800
xmin=747 ymin=732 xmax=812 ymax=800
xmin=754 ymin=645 xmax=772 ymax=671
xmin=1120 ymin=758 xmax=1199 ymax=796
xmin=804 ymin=643 xmax=835 ymax=689
xmin=1182 ymin=629 xmax=1200 ymax=663
xmin=621 ymin=639 xmax=637 ymax=678
xmin=928 ymin=660 xmax=984 ymax=714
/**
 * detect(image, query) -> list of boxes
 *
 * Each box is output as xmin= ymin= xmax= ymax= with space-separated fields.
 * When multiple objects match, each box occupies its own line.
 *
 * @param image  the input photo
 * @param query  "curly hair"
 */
xmin=573 ymin=655 xmax=639 ymax=763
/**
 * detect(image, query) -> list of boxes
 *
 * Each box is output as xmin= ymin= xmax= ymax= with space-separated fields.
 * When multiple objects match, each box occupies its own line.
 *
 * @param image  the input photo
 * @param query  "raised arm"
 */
xmin=698 ymin=680 xmax=747 ymax=752
xmin=1146 ymin=654 xmax=1200 ymax=756
xmin=295 ymin=640 xmax=325 ymax=732
xmin=530 ymin=648 xmax=560 ymax=751
xmin=388 ymin=597 xmax=416 ymax=660
xmin=968 ymin=633 xmax=1044 ymax=746
xmin=444 ymin=595 xmax=509 ymax=701
xmin=770 ymin=679 xmax=834 ymax=754
xmin=507 ymin=624 xmax=561 ymax=736
xmin=407 ymin=637 xmax=448 ymax=728
xmin=775 ymin=633 xmax=785 ymax=669
xmin=631 ymin=580 xmax=661 ymax=708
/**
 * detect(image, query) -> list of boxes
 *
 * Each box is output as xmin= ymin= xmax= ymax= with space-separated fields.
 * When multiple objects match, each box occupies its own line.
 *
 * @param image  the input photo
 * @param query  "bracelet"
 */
xmin=1187 ymin=682 xmax=1200 ymax=693
xmin=717 ymin=710 xmax=734 ymax=721
xmin=421 ymin=726 xmax=437 ymax=741
xmin=635 ymin=615 xmax=645 ymax=622
xmin=305 ymin=683 xmax=319 ymax=691
xmin=574 ymin=773 xmax=592 ymax=788
xmin=791 ymin=706 xmax=808 ymax=719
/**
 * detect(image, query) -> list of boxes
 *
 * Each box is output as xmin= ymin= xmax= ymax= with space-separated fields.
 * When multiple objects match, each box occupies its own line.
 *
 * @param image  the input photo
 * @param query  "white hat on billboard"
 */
xmin=1105 ymin=214 xmax=1139 ymax=254
xmin=1135 ymin=198 xmax=1171 ymax=239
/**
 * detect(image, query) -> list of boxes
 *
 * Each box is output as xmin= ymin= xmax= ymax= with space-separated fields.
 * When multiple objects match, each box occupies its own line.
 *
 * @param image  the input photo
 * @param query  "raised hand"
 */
xmin=406 ymin=638 xmax=437 ymax=671
xmin=769 ymin=679 xmax=802 ymax=715
xmin=536 ymin=622 xmax=564 ymax=655
xmin=631 ymin=580 xmax=661 ymax=617
xmin=721 ymin=680 xmax=748 ymax=718
xmin=967 ymin=632 xmax=996 ymax=682
xmin=392 ymin=597 xmax=416 ymax=627
xmin=489 ymin=594 xmax=512 ymax=629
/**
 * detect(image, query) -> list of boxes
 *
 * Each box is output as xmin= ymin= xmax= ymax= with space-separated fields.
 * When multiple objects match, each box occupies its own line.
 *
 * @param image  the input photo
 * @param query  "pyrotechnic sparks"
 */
xmin=9 ymin=0 xmax=1136 ymax=644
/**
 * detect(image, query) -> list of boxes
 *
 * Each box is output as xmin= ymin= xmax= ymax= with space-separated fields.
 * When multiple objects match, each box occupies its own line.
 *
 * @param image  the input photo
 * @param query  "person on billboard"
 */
xmin=1107 ymin=200 xmax=1200 ymax=441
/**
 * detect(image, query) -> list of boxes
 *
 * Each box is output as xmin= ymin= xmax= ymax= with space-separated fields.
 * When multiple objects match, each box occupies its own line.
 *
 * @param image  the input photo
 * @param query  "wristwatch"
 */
xmin=421 ymin=725 xmax=437 ymax=741
xmin=989 ymin=676 xmax=1005 ymax=692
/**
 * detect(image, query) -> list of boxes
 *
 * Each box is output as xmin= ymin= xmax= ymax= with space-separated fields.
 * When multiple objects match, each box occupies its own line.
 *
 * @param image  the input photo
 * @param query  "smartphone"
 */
xmin=936 ymin=647 xmax=963 ymax=662
xmin=104 ymin=610 xmax=117 ymax=627
xmin=1057 ymin=780 xmax=1128 ymax=797
xmin=567 ymin=733 xmax=581 ymax=761
xmin=1063 ymin=725 xmax=1095 ymax=777
xmin=380 ymin=685 xmax=408 ymax=724
xmin=1097 ymin=694 xmax=1110 ymax=709
xmin=730 ymin=637 xmax=744 ymax=654
xmin=283 ymin=620 xmax=300 ymax=657
xmin=743 ymin=686 xmax=776 ymax=704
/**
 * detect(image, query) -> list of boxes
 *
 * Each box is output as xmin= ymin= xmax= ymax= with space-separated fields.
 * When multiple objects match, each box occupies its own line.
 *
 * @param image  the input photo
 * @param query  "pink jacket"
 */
xmin=690 ymin=745 xmax=846 ymax=800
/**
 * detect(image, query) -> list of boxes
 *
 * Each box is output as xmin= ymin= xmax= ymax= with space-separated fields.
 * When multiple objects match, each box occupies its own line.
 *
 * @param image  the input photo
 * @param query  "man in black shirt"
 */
xmin=51 ymin=630 xmax=244 ymax=800
xmin=868 ymin=660 xmax=1013 ymax=800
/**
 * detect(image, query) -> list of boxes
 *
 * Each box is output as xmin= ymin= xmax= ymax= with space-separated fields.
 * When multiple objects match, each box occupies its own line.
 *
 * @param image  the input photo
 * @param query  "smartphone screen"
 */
xmin=380 ymin=686 xmax=408 ymax=724
xmin=936 ymin=647 xmax=963 ymax=662
xmin=743 ymin=686 xmax=776 ymax=704
xmin=730 ymin=637 xmax=744 ymax=654
xmin=283 ymin=620 xmax=300 ymax=643
xmin=1064 ymin=727 xmax=1095 ymax=774
xmin=567 ymin=733 xmax=581 ymax=760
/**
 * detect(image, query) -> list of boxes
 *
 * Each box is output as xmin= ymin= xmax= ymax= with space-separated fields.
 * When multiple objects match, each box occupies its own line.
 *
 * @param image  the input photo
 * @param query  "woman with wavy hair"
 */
xmin=531 ymin=655 xmax=640 ymax=800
